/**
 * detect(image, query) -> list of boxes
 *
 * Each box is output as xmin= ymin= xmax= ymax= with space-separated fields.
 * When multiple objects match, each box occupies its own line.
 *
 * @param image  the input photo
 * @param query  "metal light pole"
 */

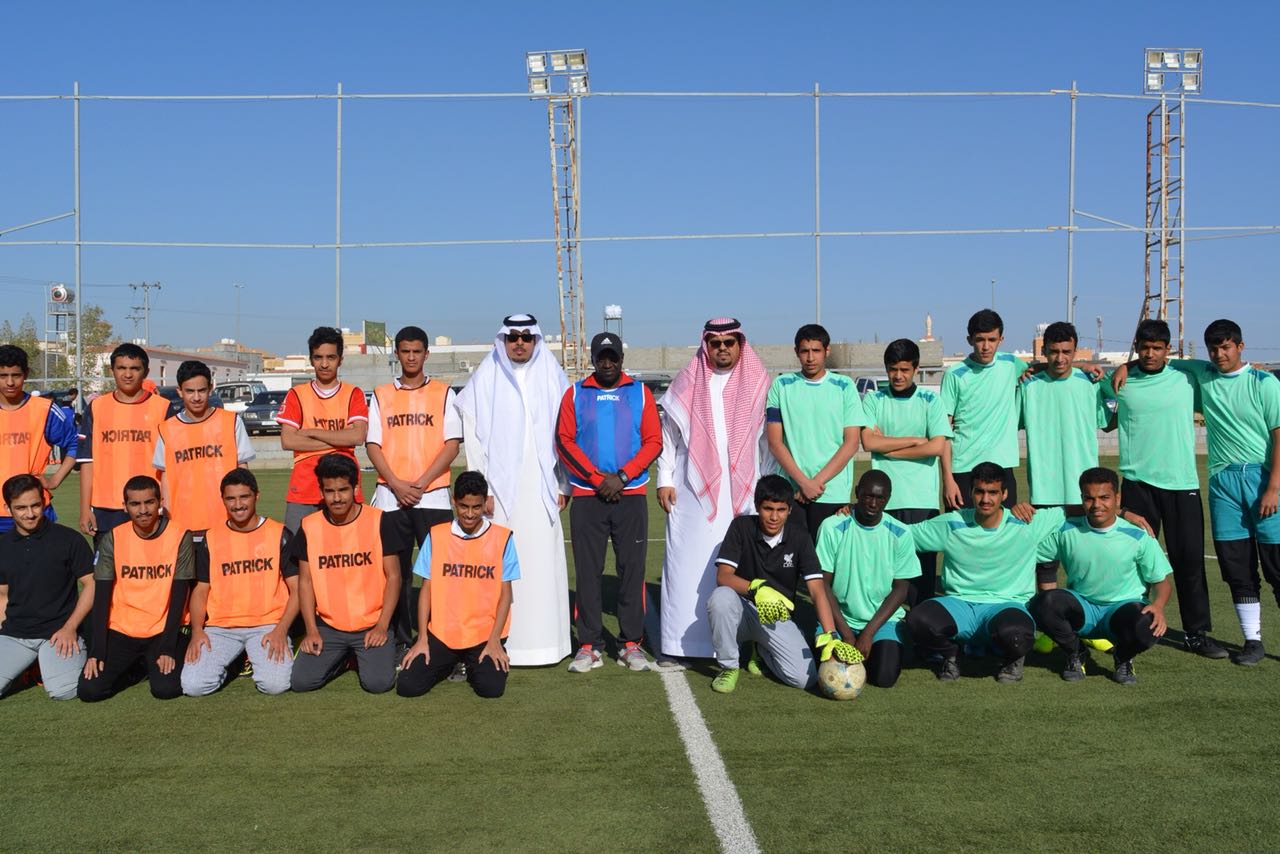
xmin=1141 ymin=48 xmax=1201 ymax=356
xmin=233 ymin=282 xmax=244 ymax=344
xmin=526 ymin=49 xmax=589 ymax=377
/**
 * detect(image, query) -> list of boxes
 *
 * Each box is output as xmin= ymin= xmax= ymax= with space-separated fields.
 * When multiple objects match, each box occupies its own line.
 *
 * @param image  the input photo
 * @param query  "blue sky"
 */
xmin=2 ymin=2 xmax=1279 ymax=359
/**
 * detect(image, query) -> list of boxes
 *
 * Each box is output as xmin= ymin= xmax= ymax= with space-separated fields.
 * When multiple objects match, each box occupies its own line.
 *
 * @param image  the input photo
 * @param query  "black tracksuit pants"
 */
xmin=1121 ymin=479 xmax=1212 ymax=634
xmin=569 ymin=493 xmax=648 ymax=649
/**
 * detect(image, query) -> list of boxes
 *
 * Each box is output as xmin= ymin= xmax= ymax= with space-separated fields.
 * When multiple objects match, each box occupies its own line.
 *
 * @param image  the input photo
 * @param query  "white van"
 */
xmin=215 ymin=380 xmax=268 ymax=413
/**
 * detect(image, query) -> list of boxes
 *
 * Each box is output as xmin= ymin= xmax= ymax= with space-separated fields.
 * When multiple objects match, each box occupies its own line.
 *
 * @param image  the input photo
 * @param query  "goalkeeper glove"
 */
xmin=747 ymin=578 xmax=794 ymax=625
xmin=815 ymin=631 xmax=864 ymax=665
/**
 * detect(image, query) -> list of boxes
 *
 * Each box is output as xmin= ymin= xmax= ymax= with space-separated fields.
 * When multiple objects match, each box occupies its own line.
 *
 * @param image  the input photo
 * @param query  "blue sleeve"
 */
xmin=412 ymin=536 xmax=432 ymax=580
xmin=764 ymin=407 xmax=783 ymax=424
xmin=502 ymin=535 xmax=521 ymax=582
xmin=46 ymin=404 xmax=78 ymax=456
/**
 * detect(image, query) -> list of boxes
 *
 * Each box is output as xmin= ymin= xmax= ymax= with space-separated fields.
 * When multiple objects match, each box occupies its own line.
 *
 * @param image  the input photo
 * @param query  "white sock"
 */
xmin=1235 ymin=600 xmax=1262 ymax=641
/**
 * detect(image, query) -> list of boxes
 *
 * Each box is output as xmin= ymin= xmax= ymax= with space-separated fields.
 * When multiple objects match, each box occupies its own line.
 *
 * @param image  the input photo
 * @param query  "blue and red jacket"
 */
xmin=555 ymin=373 xmax=663 ymax=497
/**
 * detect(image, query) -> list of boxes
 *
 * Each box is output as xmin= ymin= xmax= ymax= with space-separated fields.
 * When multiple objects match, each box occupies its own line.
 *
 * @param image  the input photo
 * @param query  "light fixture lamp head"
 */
xmin=1142 ymin=47 xmax=1204 ymax=94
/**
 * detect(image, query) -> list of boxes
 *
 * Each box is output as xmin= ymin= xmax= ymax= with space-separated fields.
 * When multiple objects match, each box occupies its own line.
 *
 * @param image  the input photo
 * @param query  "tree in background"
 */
xmin=0 ymin=304 xmax=117 ymax=390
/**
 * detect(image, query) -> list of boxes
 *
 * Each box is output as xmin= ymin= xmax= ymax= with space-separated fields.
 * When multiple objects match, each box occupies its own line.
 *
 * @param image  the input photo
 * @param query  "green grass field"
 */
xmin=8 ymin=459 xmax=1280 ymax=852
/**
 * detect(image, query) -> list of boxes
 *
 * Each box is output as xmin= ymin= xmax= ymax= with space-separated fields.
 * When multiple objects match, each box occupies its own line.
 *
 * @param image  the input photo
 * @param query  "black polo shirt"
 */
xmin=0 ymin=518 xmax=93 ymax=639
xmin=715 ymin=515 xmax=822 ymax=597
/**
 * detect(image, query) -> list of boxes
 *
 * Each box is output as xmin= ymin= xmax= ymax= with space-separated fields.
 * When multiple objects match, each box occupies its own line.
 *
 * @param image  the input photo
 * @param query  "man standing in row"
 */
xmin=1018 ymin=322 xmax=1110 ymax=590
xmin=657 ymin=318 xmax=772 ymax=664
xmin=1106 ymin=320 xmax=1224 ymax=658
xmin=78 ymin=343 xmax=169 ymax=544
xmin=556 ymin=333 xmax=662 ymax=672
xmin=277 ymin=326 xmax=368 ymax=534
xmin=0 ymin=345 xmax=78 ymax=534
xmin=766 ymin=324 xmax=865 ymax=539
xmin=940 ymin=310 xmax=1027 ymax=509
xmin=861 ymin=338 xmax=953 ymax=604
xmin=154 ymin=360 xmax=256 ymax=537
xmin=366 ymin=326 xmax=461 ymax=650
xmin=456 ymin=314 xmax=572 ymax=667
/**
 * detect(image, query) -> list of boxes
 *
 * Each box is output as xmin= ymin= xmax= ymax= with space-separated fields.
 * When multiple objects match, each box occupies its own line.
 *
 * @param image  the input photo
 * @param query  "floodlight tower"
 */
xmin=526 ymin=49 xmax=589 ymax=378
xmin=1141 ymin=48 xmax=1202 ymax=356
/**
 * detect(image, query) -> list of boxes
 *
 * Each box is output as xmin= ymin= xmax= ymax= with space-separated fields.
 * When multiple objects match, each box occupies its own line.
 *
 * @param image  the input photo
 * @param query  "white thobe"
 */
xmin=657 ymin=371 xmax=769 ymax=658
xmin=461 ymin=367 xmax=572 ymax=666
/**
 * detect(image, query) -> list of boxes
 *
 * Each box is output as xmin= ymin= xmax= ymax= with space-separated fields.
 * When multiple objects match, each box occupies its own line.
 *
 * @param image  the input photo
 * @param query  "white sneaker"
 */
xmin=567 ymin=646 xmax=603 ymax=673
xmin=616 ymin=643 xmax=651 ymax=672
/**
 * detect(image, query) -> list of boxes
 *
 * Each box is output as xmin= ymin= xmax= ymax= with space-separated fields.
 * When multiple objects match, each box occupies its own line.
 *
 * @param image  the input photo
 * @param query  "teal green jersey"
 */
xmin=766 ymin=371 xmax=867 ymax=505
xmin=908 ymin=506 xmax=1064 ymax=603
xmin=1168 ymin=360 xmax=1280 ymax=475
xmin=816 ymin=513 xmax=919 ymax=630
xmin=1018 ymin=369 xmax=1110 ymax=505
xmin=1035 ymin=516 xmax=1172 ymax=603
xmin=862 ymin=387 xmax=953 ymax=511
xmin=1103 ymin=364 xmax=1200 ymax=490
xmin=939 ymin=352 xmax=1028 ymax=473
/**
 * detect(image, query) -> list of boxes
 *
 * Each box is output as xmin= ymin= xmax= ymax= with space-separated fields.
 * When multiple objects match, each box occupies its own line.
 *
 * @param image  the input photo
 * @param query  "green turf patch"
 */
xmin=17 ymin=458 xmax=1280 ymax=850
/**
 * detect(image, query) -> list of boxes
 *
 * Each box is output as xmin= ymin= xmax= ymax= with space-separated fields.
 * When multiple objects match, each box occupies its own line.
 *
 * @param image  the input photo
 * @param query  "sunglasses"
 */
xmin=505 ymin=332 xmax=535 ymax=344
xmin=705 ymin=336 xmax=739 ymax=350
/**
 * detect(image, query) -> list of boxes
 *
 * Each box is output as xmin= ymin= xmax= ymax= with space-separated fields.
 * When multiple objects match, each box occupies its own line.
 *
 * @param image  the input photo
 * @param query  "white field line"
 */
xmin=658 ymin=669 xmax=760 ymax=854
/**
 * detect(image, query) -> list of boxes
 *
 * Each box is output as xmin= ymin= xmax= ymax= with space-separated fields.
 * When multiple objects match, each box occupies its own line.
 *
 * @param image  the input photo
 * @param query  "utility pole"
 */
xmin=990 ymin=278 xmax=996 ymax=310
xmin=233 ymin=282 xmax=244 ymax=345
xmin=1096 ymin=315 xmax=1104 ymax=352
xmin=129 ymin=281 xmax=162 ymax=345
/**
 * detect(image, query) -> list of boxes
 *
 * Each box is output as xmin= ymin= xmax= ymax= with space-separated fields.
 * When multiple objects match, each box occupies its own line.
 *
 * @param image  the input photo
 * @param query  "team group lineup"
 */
xmin=1 ymin=305 xmax=1278 ymax=702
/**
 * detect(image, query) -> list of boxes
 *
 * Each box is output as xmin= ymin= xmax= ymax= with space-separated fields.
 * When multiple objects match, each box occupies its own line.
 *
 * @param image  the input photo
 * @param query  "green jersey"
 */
xmin=862 ymin=386 xmax=953 ymax=511
xmin=766 ymin=371 xmax=867 ymax=504
xmin=1035 ymin=516 xmax=1172 ymax=603
xmin=1103 ymin=364 xmax=1200 ymax=490
xmin=1018 ymin=369 xmax=1110 ymax=505
xmin=908 ymin=506 xmax=1064 ymax=603
xmin=816 ymin=513 xmax=919 ymax=630
xmin=939 ymin=352 xmax=1028 ymax=473
xmin=1168 ymin=360 xmax=1280 ymax=475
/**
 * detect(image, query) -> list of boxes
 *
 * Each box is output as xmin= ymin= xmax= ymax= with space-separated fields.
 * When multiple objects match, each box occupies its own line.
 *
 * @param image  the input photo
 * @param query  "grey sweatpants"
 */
xmin=0 ymin=635 xmax=86 ymax=700
xmin=707 ymin=585 xmax=817 ymax=690
xmin=284 ymin=501 xmax=324 ymax=535
xmin=181 ymin=625 xmax=293 ymax=696
xmin=290 ymin=620 xmax=397 ymax=694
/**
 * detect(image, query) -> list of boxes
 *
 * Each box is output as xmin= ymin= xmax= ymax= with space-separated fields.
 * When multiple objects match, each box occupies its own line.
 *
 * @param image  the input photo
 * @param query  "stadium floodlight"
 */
xmin=1143 ymin=48 xmax=1204 ymax=95
xmin=526 ymin=48 xmax=590 ymax=99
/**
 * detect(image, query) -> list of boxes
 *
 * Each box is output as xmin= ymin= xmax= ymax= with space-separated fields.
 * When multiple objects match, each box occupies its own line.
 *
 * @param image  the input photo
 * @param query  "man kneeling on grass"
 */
xmin=182 ymin=468 xmax=298 ymax=696
xmin=707 ymin=474 xmax=852 ymax=694
xmin=398 ymin=472 xmax=518 ymax=699
xmin=818 ymin=470 xmax=919 ymax=689
xmin=1030 ymin=467 xmax=1172 ymax=685
xmin=290 ymin=453 xmax=404 ymax=694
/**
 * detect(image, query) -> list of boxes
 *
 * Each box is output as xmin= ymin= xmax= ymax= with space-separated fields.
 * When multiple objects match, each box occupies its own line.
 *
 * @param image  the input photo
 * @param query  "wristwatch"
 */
xmin=616 ymin=469 xmax=631 ymax=486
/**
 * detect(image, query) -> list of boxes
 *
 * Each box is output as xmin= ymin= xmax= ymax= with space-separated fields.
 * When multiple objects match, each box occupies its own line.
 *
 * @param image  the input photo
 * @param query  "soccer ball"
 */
xmin=818 ymin=658 xmax=866 ymax=701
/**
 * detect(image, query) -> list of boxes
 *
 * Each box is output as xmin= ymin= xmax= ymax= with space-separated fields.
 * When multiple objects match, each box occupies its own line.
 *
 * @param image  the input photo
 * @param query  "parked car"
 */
xmin=155 ymin=385 xmax=225 ymax=418
xmin=215 ymin=380 xmax=268 ymax=413
xmin=855 ymin=376 xmax=887 ymax=398
xmin=242 ymin=390 xmax=289 ymax=436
